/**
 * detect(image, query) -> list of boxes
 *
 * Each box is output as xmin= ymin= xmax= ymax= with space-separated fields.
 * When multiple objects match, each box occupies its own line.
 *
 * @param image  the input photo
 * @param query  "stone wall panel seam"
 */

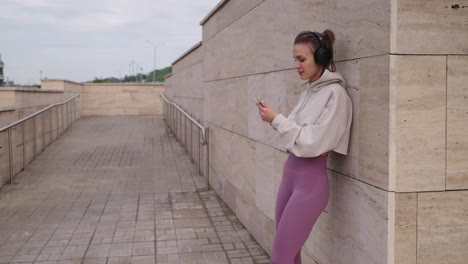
xmin=172 ymin=60 xmax=204 ymax=72
xmin=204 ymin=53 xmax=391 ymax=83
xmin=389 ymin=53 xmax=468 ymax=56
xmin=445 ymin=55 xmax=448 ymax=191
xmin=328 ymin=167 xmax=395 ymax=193
xmin=416 ymin=192 xmax=418 ymax=264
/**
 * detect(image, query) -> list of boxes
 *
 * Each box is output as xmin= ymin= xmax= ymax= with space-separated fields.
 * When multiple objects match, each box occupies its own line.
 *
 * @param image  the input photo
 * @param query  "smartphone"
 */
xmin=252 ymin=97 xmax=264 ymax=106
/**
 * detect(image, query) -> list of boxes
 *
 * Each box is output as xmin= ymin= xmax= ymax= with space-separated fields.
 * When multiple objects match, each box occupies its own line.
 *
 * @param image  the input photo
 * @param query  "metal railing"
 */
xmin=160 ymin=94 xmax=209 ymax=179
xmin=0 ymin=94 xmax=80 ymax=184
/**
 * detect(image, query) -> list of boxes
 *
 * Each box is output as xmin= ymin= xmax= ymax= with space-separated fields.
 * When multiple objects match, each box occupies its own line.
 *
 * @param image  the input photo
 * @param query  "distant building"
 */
xmin=0 ymin=53 xmax=4 ymax=85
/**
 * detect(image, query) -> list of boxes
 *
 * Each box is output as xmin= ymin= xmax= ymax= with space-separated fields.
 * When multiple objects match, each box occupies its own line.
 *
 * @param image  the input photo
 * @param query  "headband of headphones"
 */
xmin=311 ymin=31 xmax=333 ymax=66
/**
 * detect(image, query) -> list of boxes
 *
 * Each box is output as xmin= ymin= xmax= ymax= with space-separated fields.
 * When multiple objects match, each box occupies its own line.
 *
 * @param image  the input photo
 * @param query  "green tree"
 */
xmin=147 ymin=66 xmax=172 ymax=82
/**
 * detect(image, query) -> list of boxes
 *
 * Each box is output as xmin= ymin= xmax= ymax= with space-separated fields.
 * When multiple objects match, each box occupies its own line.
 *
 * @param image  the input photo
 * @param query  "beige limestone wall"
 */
xmin=391 ymin=0 xmax=468 ymax=54
xmin=41 ymin=79 xmax=165 ymax=117
xmin=202 ymin=0 xmax=391 ymax=82
xmin=388 ymin=2 xmax=468 ymax=260
xmin=164 ymin=0 xmax=468 ymax=263
xmin=165 ymin=43 xmax=207 ymax=176
xmin=0 ymin=87 xmax=69 ymax=128
xmin=0 ymin=85 xmax=80 ymax=188
xmin=200 ymin=1 xmax=397 ymax=263
xmin=81 ymin=83 xmax=164 ymax=116
xmin=168 ymin=43 xmax=204 ymax=121
xmin=447 ymin=56 xmax=468 ymax=190
xmin=41 ymin=79 xmax=83 ymax=120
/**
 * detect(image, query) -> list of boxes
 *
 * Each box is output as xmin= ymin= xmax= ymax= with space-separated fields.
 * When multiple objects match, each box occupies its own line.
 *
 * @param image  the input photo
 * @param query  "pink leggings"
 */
xmin=271 ymin=153 xmax=330 ymax=264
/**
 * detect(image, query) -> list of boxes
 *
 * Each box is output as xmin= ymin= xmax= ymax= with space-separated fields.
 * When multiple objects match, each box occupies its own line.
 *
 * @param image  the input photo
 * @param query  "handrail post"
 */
xmin=56 ymin=105 xmax=59 ymax=136
xmin=62 ymin=103 xmax=65 ymax=132
xmin=198 ymin=129 xmax=201 ymax=175
xmin=66 ymin=102 xmax=68 ymax=129
xmin=73 ymin=98 xmax=76 ymax=122
xmin=8 ymin=128 xmax=13 ymax=184
xmin=176 ymin=110 xmax=179 ymax=140
xmin=49 ymin=109 xmax=52 ymax=144
xmin=60 ymin=104 xmax=63 ymax=134
xmin=64 ymin=103 xmax=67 ymax=130
xmin=42 ymin=112 xmax=45 ymax=151
xmin=33 ymin=116 xmax=36 ymax=158
xmin=186 ymin=116 xmax=188 ymax=148
xmin=22 ymin=123 xmax=26 ymax=170
xmin=65 ymin=102 xmax=68 ymax=130
xmin=206 ymin=128 xmax=209 ymax=187
xmin=190 ymin=122 xmax=193 ymax=163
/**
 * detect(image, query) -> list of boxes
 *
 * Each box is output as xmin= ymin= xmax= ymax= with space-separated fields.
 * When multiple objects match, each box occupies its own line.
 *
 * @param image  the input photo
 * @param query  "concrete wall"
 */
xmin=81 ymin=83 xmax=164 ymax=116
xmin=166 ymin=42 xmax=204 ymax=121
xmin=168 ymin=0 xmax=468 ymax=263
xmin=0 ymin=84 xmax=80 ymax=188
xmin=42 ymin=80 xmax=164 ymax=117
xmin=165 ymin=42 xmax=207 ymax=176
xmin=0 ymin=87 xmax=75 ymax=128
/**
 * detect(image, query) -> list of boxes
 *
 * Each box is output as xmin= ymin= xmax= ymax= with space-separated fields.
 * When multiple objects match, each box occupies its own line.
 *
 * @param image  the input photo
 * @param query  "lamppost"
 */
xmin=145 ymin=40 xmax=165 ymax=83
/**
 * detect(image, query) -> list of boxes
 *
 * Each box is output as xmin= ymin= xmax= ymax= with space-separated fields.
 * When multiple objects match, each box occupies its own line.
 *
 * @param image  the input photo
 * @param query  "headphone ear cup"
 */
xmin=315 ymin=47 xmax=332 ymax=66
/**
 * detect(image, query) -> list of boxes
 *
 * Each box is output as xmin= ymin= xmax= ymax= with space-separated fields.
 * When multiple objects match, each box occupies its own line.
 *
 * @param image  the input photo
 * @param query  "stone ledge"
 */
xmin=0 ymin=87 xmax=63 ymax=93
xmin=199 ymin=0 xmax=230 ymax=25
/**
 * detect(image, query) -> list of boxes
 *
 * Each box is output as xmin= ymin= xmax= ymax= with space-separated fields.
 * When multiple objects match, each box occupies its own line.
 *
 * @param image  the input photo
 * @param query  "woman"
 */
xmin=256 ymin=30 xmax=352 ymax=264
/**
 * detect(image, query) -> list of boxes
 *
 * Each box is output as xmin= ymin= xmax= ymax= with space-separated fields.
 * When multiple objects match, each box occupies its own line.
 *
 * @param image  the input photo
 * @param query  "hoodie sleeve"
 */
xmin=271 ymin=89 xmax=350 ymax=157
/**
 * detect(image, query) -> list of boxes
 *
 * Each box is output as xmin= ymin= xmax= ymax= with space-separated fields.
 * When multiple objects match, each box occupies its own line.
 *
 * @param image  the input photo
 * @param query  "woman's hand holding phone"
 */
xmin=254 ymin=98 xmax=279 ymax=124
xmin=252 ymin=97 xmax=264 ymax=106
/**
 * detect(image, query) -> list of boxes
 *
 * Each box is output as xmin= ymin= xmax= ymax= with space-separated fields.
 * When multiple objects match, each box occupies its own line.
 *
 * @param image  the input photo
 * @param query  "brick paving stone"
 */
xmin=131 ymin=255 xmax=155 ymax=264
xmin=133 ymin=230 xmax=154 ymax=242
xmin=107 ymin=256 xmax=132 ymax=264
xmin=109 ymin=243 xmax=133 ymax=257
xmin=35 ymin=246 xmax=66 ymax=261
xmin=85 ymin=243 xmax=111 ymax=258
xmin=81 ymin=258 xmax=107 ymax=264
xmin=0 ymin=117 xmax=270 ymax=264
xmin=132 ymin=242 xmax=154 ymax=256
xmin=60 ymin=245 xmax=87 ymax=260
xmin=0 ymin=255 xmax=13 ymax=263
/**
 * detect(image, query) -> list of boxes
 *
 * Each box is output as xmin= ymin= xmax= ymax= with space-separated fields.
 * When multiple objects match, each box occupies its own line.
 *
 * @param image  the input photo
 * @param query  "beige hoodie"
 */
xmin=271 ymin=69 xmax=352 ymax=157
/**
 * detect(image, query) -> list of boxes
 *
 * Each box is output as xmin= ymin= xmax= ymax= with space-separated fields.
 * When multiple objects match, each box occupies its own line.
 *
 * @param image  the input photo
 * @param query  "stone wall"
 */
xmin=389 ymin=1 xmax=468 ymax=263
xmin=81 ymin=83 xmax=164 ymax=116
xmin=0 ymin=84 xmax=80 ymax=188
xmin=165 ymin=42 xmax=207 ymax=176
xmin=42 ymin=80 xmax=165 ymax=117
xmin=0 ymin=87 xmax=76 ymax=128
xmin=166 ymin=42 xmax=204 ymax=121
xmin=168 ymin=0 xmax=468 ymax=263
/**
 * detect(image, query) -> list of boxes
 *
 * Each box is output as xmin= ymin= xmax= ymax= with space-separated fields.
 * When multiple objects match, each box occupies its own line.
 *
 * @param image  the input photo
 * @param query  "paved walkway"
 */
xmin=0 ymin=116 xmax=270 ymax=264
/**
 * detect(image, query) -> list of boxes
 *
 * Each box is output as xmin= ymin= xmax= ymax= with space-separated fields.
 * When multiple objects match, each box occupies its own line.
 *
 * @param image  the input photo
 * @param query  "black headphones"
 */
xmin=312 ymin=31 xmax=333 ymax=66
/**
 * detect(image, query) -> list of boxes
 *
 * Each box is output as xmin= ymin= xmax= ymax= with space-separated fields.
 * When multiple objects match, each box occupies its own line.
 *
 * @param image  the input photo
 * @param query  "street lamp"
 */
xmin=145 ymin=40 xmax=165 ymax=83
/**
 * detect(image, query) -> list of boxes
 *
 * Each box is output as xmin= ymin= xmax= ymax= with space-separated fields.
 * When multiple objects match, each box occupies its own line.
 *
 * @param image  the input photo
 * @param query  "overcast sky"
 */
xmin=0 ymin=0 xmax=220 ymax=84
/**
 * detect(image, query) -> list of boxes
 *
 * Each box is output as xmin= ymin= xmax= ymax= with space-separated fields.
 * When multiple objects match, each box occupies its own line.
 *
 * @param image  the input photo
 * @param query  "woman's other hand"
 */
xmin=256 ymin=101 xmax=279 ymax=124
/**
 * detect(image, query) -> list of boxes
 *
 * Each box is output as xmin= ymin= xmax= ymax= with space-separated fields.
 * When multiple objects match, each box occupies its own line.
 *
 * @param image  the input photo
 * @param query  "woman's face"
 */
xmin=293 ymin=43 xmax=323 ymax=82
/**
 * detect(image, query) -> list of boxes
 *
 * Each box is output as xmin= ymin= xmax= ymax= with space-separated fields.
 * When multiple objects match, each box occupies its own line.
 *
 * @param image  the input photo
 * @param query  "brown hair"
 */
xmin=294 ymin=30 xmax=336 ymax=72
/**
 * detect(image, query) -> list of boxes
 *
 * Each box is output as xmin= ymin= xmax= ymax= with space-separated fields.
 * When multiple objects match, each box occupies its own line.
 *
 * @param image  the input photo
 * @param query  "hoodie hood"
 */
xmin=307 ymin=69 xmax=346 ymax=92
